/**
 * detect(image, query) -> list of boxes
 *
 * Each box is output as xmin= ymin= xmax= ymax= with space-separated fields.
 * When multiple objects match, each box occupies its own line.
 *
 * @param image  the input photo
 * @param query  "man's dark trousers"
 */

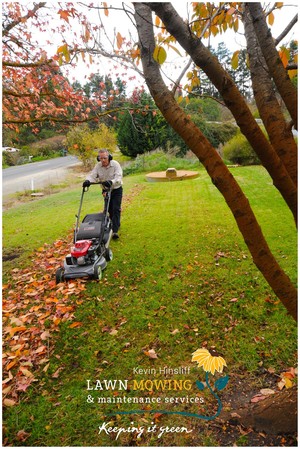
xmin=109 ymin=186 xmax=123 ymax=233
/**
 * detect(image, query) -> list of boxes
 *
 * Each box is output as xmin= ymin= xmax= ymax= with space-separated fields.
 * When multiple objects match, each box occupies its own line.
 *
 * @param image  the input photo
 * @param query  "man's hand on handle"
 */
xmin=82 ymin=180 xmax=91 ymax=188
xmin=102 ymin=180 xmax=113 ymax=189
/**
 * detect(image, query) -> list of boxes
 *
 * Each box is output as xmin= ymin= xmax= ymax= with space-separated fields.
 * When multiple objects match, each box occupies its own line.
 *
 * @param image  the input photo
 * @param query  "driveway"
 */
xmin=2 ymin=156 xmax=81 ymax=197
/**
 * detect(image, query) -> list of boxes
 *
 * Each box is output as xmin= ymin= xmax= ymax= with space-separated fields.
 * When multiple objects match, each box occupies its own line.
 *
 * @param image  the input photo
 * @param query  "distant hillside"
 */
xmin=31 ymin=135 xmax=66 ymax=151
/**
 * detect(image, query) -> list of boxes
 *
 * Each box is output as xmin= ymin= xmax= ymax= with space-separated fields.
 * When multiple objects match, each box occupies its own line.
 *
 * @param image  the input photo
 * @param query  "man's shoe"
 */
xmin=112 ymin=233 xmax=119 ymax=240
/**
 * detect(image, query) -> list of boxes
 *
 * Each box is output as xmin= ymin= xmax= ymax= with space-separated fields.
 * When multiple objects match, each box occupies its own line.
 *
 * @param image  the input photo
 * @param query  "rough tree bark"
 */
xmin=220 ymin=387 xmax=297 ymax=434
xmin=247 ymin=2 xmax=298 ymax=129
xmin=145 ymin=2 xmax=297 ymax=224
xmin=243 ymin=4 xmax=297 ymax=186
xmin=133 ymin=3 xmax=297 ymax=321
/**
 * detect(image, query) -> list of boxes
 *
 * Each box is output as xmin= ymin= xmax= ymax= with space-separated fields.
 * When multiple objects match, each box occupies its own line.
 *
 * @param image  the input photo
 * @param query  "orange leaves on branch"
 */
xmin=103 ymin=2 xmax=109 ymax=17
xmin=190 ymin=3 xmax=241 ymax=38
xmin=267 ymin=12 xmax=275 ymax=26
xmin=3 ymin=3 xmax=99 ymax=131
xmin=155 ymin=15 xmax=161 ymax=28
xmin=3 ymin=59 xmax=94 ymax=130
xmin=84 ymin=26 xmax=91 ymax=43
xmin=57 ymin=43 xmax=70 ymax=65
xmin=279 ymin=47 xmax=297 ymax=80
xmin=186 ymin=69 xmax=200 ymax=91
xmin=233 ymin=18 xmax=239 ymax=32
xmin=279 ymin=47 xmax=290 ymax=68
xmin=127 ymin=47 xmax=140 ymax=62
xmin=58 ymin=9 xmax=71 ymax=23
xmin=116 ymin=32 xmax=124 ymax=50
xmin=57 ymin=7 xmax=77 ymax=23
xmin=210 ymin=25 xmax=219 ymax=37
xmin=227 ymin=7 xmax=236 ymax=16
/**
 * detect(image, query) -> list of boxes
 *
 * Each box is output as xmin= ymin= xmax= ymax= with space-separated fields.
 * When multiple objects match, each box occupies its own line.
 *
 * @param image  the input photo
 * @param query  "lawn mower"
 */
xmin=55 ymin=183 xmax=113 ymax=283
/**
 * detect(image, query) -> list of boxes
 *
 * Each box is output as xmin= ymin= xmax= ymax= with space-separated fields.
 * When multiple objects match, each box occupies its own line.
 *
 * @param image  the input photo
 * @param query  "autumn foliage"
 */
xmin=2 ymin=236 xmax=87 ymax=406
xmin=2 ymin=3 xmax=101 ymax=132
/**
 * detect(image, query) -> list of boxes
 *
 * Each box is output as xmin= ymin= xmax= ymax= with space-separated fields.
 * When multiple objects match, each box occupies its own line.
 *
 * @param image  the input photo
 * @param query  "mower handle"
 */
xmin=76 ymin=182 xmax=111 ymax=239
xmin=82 ymin=182 xmax=112 ymax=192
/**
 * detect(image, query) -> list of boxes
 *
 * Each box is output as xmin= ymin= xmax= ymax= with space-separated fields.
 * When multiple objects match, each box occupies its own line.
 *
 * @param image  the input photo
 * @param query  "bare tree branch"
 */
xmin=274 ymin=14 xmax=298 ymax=46
xmin=3 ymin=60 xmax=53 ymax=68
xmin=2 ymin=2 xmax=47 ymax=36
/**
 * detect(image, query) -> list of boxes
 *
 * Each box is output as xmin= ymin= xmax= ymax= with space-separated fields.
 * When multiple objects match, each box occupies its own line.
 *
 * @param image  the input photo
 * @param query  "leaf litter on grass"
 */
xmin=2 ymin=235 xmax=87 ymax=407
xmin=2 ymin=183 xmax=147 ymax=408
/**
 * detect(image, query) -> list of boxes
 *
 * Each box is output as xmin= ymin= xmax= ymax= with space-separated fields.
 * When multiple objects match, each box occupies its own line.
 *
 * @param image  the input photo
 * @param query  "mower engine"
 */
xmin=70 ymin=239 xmax=97 ymax=265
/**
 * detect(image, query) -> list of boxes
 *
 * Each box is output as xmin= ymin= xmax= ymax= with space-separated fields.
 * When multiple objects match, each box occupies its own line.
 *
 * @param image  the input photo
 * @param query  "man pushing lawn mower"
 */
xmin=83 ymin=148 xmax=123 ymax=240
xmin=55 ymin=149 xmax=123 ymax=283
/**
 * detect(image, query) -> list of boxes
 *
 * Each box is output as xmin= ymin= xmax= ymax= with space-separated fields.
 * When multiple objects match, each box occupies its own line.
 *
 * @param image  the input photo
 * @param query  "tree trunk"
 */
xmin=133 ymin=3 xmax=297 ymax=321
xmin=247 ymin=2 xmax=298 ymax=129
xmin=243 ymin=4 xmax=297 ymax=187
xmin=221 ymin=388 xmax=297 ymax=435
xmin=146 ymin=2 xmax=297 ymax=224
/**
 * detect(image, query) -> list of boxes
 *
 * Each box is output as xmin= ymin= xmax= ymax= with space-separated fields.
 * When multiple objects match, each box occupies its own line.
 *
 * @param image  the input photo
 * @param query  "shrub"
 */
xmin=66 ymin=123 xmax=117 ymax=169
xmin=122 ymin=149 xmax=199 ymax=176
xmin=223 ymin=133 xmax=261 ymax=165
xmin=205 ymin=122 xmax=237 ymax=148
xmin=2 ymin=150 xmax=20 ymax=167
xmin=30 ymin=135 xmax=66 ymax=157
xmin=186 ymin=97 xmax=221 ymax=121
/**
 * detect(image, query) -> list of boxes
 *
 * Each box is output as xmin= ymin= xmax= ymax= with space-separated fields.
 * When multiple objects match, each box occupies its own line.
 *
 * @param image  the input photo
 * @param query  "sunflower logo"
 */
xmin=192 ymin=347 xmax=227 ymax=375
xmin=192 ymin=347 xmax=229 ymax=419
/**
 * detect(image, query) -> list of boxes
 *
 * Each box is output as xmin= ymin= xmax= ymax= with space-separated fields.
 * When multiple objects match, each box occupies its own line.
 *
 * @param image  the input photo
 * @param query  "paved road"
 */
xmin=2 ymin=156 xmax=81 ymax=197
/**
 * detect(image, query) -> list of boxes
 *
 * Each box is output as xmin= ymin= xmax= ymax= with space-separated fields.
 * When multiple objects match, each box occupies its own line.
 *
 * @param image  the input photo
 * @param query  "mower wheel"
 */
xmin=55 ymin=267 xmax=65 ymax=284
xmin=93 ymin=265 xmax=103 ymax=281
xmin=105 ymin=248 xmax=113 ymax=262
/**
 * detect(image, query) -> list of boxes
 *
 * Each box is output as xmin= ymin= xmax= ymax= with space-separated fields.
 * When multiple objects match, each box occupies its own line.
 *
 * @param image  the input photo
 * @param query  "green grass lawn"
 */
xmin=2 ymin=166 xmax=297 ymax=447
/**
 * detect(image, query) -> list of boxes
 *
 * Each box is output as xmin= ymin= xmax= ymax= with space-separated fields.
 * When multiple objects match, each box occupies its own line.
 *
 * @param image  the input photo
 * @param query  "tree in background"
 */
xmin=2 ymin=3 xmax=90 ymax=131
xmin=65 ymin=123 xmax=117 ymax=169
xmin=117 ymin=90 xmax=172 ymax=156
xmin=79 ymin=74 xmax=127 ymax=128
xmin=2 ymin=3 xmax=126 ymax=139
xmin=117 ymin=109 xmax=153 ymax=157
xmin=196 ymin=43 xmax=251 ymax=100
xmin=117 ymin=93 xmax=237 ymax=157
xmin=186 ymin=97 xmax=221 ymax=121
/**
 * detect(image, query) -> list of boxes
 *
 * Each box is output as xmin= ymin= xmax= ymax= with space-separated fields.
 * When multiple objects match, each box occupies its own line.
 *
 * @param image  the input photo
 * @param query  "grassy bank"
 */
xmin=2 ymin=167 xmax=297 ymax=447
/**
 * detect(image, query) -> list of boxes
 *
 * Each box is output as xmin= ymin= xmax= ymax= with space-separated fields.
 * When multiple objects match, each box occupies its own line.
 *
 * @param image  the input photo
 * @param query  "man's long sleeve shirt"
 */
xmin=86 ymin=160 xmax=123 ymax=189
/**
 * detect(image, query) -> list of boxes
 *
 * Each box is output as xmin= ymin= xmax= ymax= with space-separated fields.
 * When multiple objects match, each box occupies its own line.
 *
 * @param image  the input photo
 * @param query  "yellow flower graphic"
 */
xmin=192 ymin=348 xmax=227 ymax=375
